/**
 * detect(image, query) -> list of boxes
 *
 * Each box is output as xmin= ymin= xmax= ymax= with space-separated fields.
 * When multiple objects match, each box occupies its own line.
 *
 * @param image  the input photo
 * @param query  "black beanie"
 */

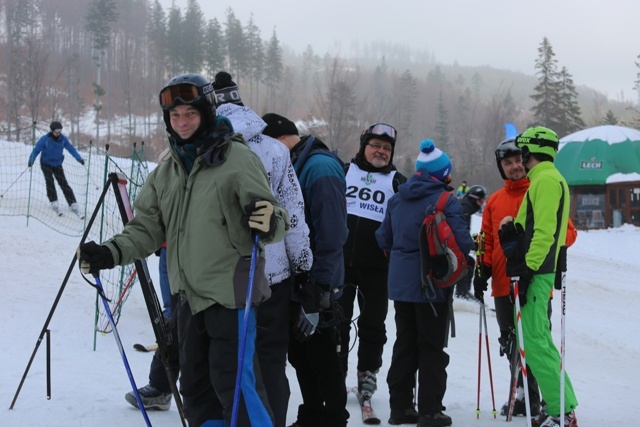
xmin=262 ymin=113 xmax=299 ymax=139
xmin=50 ymin=121 xmax=63 ymax=131
xmin=212 ymin=71 xmax=243 ymax=107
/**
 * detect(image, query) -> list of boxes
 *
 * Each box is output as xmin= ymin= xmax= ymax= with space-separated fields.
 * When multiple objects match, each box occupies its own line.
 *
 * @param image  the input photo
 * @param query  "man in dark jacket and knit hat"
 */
xmin=376 ymin=138 xmax=473 ymax=427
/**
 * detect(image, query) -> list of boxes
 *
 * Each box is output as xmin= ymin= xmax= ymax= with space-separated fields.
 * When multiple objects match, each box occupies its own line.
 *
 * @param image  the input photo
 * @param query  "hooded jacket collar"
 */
xmin=215 ymin=103 xmax=265 ymax=143
xmin=399 ymin=170 xmax=452 ymax=200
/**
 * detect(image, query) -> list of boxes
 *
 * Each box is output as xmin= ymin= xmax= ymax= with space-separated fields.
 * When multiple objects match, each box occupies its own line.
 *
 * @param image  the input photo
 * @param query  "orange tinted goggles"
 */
xmin=159 ymin=84 xmax=200 ymax=109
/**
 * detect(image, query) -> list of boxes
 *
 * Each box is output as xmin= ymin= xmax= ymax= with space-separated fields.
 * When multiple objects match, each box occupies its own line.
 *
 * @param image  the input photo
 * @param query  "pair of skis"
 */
xmin=348 ymin=387 xmax=380 ymax=425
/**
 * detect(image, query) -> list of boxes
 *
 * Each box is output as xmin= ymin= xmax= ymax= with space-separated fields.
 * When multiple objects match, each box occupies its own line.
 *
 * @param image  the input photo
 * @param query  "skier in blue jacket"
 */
xmin=28 ymin=121 xmax=84 ymax=217
xmin=376 ymin=139 xmax=473 ymax=427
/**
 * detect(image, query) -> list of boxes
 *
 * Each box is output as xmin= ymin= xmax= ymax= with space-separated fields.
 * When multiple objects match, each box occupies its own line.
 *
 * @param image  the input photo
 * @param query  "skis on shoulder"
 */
xmin=133 ymin=343 xmax=158 ymax=352
xmin=348 ymin=386 xmax=381 ymax=425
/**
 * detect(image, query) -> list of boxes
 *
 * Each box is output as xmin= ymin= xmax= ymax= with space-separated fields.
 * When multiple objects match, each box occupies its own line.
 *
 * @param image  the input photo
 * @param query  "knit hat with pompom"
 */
xmin=415 ymin=139 xmax=452 ymax=181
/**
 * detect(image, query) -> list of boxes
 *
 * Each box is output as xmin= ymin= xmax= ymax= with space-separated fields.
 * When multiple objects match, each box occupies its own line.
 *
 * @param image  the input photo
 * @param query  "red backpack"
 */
xmin=419 ymin=191 xmax=469 ymax=297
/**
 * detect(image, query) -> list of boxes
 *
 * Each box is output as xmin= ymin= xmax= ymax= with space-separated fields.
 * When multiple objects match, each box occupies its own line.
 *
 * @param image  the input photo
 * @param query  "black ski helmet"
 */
xmin=495 ymin=137 xmax=521 ymax=180
xmin=357 ymin=122 xmax=398 ymax=165
xmin=466 ymin=185 xmax=487 ymax=201
xmin=50 ymin=121 xmax=63 ymax=131
xmin=158 ymin=73 xmax=217 ymax=139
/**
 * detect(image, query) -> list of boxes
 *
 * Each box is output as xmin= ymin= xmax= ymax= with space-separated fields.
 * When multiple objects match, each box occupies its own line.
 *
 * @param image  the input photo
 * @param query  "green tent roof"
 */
xmin=556 ymin=125 xmax=640 ymax=185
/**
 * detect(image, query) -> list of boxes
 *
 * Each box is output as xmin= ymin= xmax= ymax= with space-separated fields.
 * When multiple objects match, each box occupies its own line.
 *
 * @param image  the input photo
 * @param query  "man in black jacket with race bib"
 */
xmin=339 ymin=123 xmax=407 ymax=411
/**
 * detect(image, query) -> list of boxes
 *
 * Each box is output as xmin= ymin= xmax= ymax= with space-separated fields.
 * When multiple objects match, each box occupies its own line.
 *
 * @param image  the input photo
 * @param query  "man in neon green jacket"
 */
xmin=498 ymin=126 xmax=578 ymax=427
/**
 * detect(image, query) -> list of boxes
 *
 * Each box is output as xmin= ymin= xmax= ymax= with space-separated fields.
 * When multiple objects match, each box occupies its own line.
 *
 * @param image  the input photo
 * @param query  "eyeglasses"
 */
xmin=363 ymin=123 xmax=397 ymax=141
xmin=159 ymin=83 xmax=201 ymax=109
xmin=367 ymin=142 xmax=393 ymax=153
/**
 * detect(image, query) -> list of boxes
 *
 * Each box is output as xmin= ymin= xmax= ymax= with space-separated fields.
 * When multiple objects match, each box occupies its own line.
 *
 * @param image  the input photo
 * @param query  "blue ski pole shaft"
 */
xmin=231 ymin=234 xmax=260 ymax=427
xmin=95 ymin=275 xmax=152 ymax=427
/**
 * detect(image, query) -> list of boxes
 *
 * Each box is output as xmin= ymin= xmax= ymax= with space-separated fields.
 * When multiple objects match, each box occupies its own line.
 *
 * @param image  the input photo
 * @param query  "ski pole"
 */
xmin=482 ymin=303 xmax=497 ymax=418
xmin=0 ymin=166 xmax=29 ymax=198
xmin=94 ymin=274 xmax=152 ymax=427
xmin=556 ymin=246 xmax=568 ymax=427
xmin=476 ymin=303 xmax=483 ymax=419
xmin=505 ymin=328 xmax=520 ymax=421
xmin=231 ymin=233 xmax=260 ymax=427
xmin=512 ymin=277 xmax=533 ymax=427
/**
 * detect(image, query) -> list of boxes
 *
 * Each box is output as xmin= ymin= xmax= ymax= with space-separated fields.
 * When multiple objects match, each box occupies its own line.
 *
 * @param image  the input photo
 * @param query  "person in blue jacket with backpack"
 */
xmin=28 ymin=120 xmax=85 ymax=217
xmin=376 ymin=139 xmax=473 ymax=427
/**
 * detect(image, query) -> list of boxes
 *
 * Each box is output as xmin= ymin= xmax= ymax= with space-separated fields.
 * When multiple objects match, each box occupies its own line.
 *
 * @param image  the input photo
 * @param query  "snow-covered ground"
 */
xmin=1 ymin=209 xmax=639 ymax=426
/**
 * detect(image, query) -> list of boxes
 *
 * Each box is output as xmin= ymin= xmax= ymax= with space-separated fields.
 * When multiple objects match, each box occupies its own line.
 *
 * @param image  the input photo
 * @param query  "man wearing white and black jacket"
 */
xmin=339 ymin=123 xmax=407 ymax=407
xmin=214 ymin=72 xmax=313 ymax=427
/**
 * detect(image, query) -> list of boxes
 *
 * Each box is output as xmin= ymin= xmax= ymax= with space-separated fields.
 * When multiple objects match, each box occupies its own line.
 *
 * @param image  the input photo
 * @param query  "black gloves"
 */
xmin=28 ymin=160 xmax=33 ymax=168
xmin=509 ymin=265 xmax=534 ymax=306
xmin=554 ymin=246 xmax=568 ymax=290
xmin=293 ymin=278 xmax=330 ymax=342
xmin=77 ymin=241 xmax=115 ymax=275
xmin=243 ymin=199 xmax=275 ymax=238
xmin=78 ymin=158 xmax=85 ymax=166
xmin=498 ymin=221 xmax=527 ymax=261
xmin=473 ymin=264 xmax=491 ymax=303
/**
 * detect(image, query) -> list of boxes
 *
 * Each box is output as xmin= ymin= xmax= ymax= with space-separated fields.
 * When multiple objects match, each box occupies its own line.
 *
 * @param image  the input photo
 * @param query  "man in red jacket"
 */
xmin=473 ymin=137 xmax=576 ymax=421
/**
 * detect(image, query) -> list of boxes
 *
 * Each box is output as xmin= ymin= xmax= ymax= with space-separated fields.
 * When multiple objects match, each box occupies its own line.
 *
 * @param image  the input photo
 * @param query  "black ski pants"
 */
xmin=338 ymin=266 xmax=388 ymax=376
xmin=494 ymin=295 xmax=551 ymax=406
xmin=148 ymin=294 xmax=180 ymax=394
xmin=288 ymin=304 xmax=349 ymax=427
xmin=387 ymin=300 xmax=450 ymax=416
xmin=255 ymin=279 xmax=292 ymax=427
xmin=41 ymin=164 xmax=76 ymax=204
xmin=454 ymin=254 xmax=475 ymax=296
xmin=177 ymin=295 xmax=273 ymax=427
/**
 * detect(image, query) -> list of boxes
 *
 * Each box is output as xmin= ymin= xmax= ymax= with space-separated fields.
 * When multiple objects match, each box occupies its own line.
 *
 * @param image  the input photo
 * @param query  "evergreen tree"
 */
xmin=319 ymin=58 xmax=359 ymax=152
xmin=556 ymin=66 xmax=585 ymax=136
xmin=147 ymin=0 xmax=167 ymax=87
xmin=530 ymin=37 xmax=562 ymax=130
xmin=203 ymin=18 xmax=225 ymax=78
xmin=264 ymin=29 xmax=283 ymax=110
xmin=245 ymin=15 xmax=265 ymax=105
xmin=601 ymin=110 xmax=618 ymax=125
xmin=85 ymin=0 xmax=117 ymax=53
xmin=300 ymin=45 xmax=320 ymax=97
xmin=166 ymin=4 xmax=183 ymax=75
xmin=4 ymin=0 xmax=36 ymax=140
xmin=224 ymin=9 xmax=248 ymax=78
xmin=427 ymin=65 xmax=446 ymax=86
xmin=369 ymin=58 xmax=390 ymax=119
xmin=435 ymin=88 xmax=449 ymax=149
xmin=635 ymin=53 xmax=640 ymax=105
xmin=85 ymin=0 xmax=118 ymax=144
xmin=181 ymin=0 xmax=205 ymax=73
xmin=633 ymin=53 xmax=640 ymax=128
xmin=393 ymin=69 xmax=417 ymax=142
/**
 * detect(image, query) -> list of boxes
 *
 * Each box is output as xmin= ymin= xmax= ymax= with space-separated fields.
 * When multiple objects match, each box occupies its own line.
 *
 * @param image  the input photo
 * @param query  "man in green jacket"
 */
xmin=78 ymin=73 xmax=289 ymax=427
xmin=498 ymin=126 xmax=578 ymax=427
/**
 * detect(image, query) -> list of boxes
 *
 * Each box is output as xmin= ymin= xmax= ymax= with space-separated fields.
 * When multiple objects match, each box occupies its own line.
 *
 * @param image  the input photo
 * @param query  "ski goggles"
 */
xmin=363 ymin=123 xmax=397 ymax=141
xmin=159 ymin=83 xmax=203 ymax=110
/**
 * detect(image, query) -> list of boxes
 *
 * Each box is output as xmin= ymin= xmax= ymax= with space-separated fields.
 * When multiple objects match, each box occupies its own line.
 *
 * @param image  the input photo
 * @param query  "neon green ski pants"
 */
xmin=516 ymin=273 xmax=578 ymax=417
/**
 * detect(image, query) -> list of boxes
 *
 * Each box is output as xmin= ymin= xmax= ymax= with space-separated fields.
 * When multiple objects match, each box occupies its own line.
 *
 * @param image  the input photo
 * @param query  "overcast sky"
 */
xmin=160 ymin=0 xmax=639 ymax=102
